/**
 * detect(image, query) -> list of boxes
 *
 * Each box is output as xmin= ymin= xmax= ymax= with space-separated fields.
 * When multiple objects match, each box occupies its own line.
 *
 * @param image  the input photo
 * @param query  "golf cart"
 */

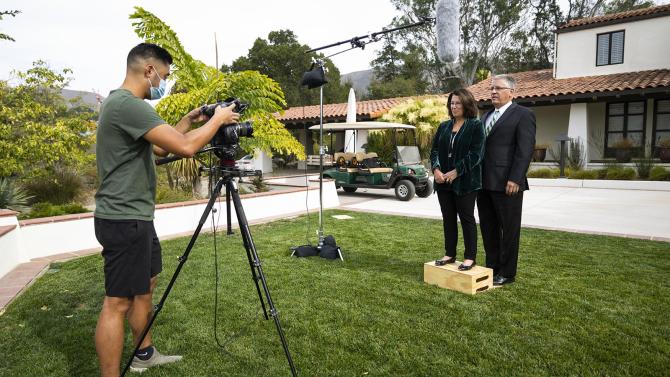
xmin=309 ymin=122 xmax=432 ymax=201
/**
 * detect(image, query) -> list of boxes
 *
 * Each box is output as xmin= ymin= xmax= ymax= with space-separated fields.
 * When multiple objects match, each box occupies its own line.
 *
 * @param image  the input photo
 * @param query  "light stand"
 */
xmin=318 ymin=80 xmax=325 ymax=247
xmin=299 ymin=60 xmax=329 ymax=249
xmin=296 ymin=18 xmax=436 ymax=257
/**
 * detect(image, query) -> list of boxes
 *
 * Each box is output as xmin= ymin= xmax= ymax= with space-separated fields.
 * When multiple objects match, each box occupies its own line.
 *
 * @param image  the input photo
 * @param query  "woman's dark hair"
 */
xmin=447 ymin=88 xmax=478 ymax=119
xmin=127 ymin=43 xmax=173 ymax=67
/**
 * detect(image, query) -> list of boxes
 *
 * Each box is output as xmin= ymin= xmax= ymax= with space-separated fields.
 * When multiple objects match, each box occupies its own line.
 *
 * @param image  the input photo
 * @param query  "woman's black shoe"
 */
xmin=435 ymin=257 xmax=456 ymax=266
xmin=458 ymin=262 xmax=475 ymax=271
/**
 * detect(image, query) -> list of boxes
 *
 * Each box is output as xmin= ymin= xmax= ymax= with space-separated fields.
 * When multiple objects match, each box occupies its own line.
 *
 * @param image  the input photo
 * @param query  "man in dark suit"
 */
xmin=478 ymin=74 xmax=536 ymax=286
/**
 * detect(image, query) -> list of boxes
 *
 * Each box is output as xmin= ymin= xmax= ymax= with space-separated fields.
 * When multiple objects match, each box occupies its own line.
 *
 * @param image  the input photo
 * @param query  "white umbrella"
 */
xmin=344 ymin=88 xmax=356 ymax=152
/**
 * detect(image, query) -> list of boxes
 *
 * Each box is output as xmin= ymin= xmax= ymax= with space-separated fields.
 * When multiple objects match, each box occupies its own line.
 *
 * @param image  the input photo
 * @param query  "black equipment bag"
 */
xmin=291 ymin=245 xmax=319 ymax=257
xmin=319 ymin=235 xmax=341 ymax=260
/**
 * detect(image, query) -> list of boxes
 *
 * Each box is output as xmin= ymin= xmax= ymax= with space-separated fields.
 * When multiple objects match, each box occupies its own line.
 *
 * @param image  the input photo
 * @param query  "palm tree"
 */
xmin=130 ymin=7 xmax=305 ymax=192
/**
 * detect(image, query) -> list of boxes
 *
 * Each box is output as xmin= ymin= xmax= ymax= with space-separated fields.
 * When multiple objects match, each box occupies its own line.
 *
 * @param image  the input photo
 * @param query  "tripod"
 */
xmin=121 ymin=162 xmax=297 ymax=376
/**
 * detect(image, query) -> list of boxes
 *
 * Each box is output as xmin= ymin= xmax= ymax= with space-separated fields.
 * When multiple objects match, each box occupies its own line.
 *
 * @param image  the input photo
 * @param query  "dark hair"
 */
xmin=127 ymin=43 xmax=173 ymax=67
xmin=447 ymin=88 xmax=478 ymax=119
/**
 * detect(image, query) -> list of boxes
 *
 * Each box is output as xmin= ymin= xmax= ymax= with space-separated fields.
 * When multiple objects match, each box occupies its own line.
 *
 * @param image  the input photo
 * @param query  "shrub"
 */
xmin=527 ymin=168 xmax=559 ymax=178
xmin=0 ymin=178 xmax=33 ymax=212
xmin=605 ymin=166 xmax=636 ymax=180
xmin=567 ymin=137 xmax=585 ymax=171
xmin=155 ymin=185 xmax=196 ymax=205
xmin=23 ymin=169 xmax=83 ymax=205
xmin=250 ymin=177 xmax=269 ymax=193
xmin=649 ymin=166 xmax=670 ymax=181
xmin=569 ymin=170 xmax=599 ymax=180
xmin=19 ymin=202 xmax=89 ymax=219
xmin=634 ymin=155 xmax=655 ymax=180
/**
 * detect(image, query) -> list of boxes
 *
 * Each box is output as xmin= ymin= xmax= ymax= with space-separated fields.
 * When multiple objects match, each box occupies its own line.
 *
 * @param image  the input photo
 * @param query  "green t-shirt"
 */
xmin=94 ymin=89 xmax=165 ymax=221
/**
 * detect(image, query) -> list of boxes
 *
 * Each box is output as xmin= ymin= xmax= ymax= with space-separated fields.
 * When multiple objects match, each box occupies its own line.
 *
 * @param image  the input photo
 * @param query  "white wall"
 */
xmin=531 ymin=105 xmax=571 ymax=154
xmin=568 ymin=103 xmax=590 ymax=167
xmin=0 ymin=183 xmax=340 ymax=280
xmin=0 ymin=214 xmax=21 ymax=279
xmin=555 ymin=16 xmax=670 ymax=79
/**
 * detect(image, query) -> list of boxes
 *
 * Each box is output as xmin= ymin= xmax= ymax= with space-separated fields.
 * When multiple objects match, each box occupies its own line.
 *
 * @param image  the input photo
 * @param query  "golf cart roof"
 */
xmin=309 ymin=121 xmax=416 ymax=131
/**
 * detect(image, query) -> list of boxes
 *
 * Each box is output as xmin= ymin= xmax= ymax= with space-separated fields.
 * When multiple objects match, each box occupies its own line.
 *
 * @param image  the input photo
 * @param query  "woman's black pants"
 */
xmin=436 ymin=189 xmax=478 ymax=261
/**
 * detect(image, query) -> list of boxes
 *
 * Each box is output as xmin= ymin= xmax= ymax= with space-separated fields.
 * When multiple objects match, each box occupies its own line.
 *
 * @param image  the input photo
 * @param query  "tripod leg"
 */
xmin=121 ymin=178 xmax=225 ymax=376
xmin=226 ymin=180 xmax=269 ymax=318
xmin=228 ymin=179 xmax=298 ymax=377
xmin=226 ymin=183 xmax=234 ymax=235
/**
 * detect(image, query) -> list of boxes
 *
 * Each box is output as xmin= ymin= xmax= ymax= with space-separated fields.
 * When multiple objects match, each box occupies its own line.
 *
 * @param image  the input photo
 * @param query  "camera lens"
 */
xmin=236 ymin=122 xmax=253 ymax=138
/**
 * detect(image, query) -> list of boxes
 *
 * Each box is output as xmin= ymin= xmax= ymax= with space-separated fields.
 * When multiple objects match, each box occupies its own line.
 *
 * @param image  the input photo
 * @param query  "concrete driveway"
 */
xmin=337 ymin=182 xmax=670 ymax=242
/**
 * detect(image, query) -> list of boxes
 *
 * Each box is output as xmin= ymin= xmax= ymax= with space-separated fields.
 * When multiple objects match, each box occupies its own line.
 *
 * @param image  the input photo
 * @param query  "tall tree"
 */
xmin=494 ymin=0 xmax=561 ymax=73
xmin=384 ymin=0 xmax=459 ymax=91
xmin=0 ymin=10 xmax=20 ymax=42
xmin=223 ymin=30 xmax=352 ymax=107
xmin=458 ymin=0 xmax=527 ymax=83
xmin=603 ymin=0 xmax=655 ymax=14
xmin=380 ymin=0 xmax=526 ymax=89
xmin=0 ymin=61 xmax=96 ymax=178
xmin=366 ymin=37 xmax=431 ymax=99
xmin=129 ymin=8 xmax=305 ymax=188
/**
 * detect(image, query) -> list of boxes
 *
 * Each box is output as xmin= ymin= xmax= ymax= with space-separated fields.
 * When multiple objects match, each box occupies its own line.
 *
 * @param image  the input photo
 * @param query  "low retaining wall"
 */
xmin=0 ymin=183 xmax=339 ymax=280
xmin=529 ymin=178 xmax=670 ymax=191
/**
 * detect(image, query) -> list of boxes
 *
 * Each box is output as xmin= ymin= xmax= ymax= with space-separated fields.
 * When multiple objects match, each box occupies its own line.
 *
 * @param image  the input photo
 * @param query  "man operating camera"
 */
xmin=94 ymin=42 xmax=239 ymax=376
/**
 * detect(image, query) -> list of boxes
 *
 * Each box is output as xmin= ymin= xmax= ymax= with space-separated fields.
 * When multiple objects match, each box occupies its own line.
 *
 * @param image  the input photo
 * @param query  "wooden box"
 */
xmin=423 ymin=261 xmax=493 ymax=295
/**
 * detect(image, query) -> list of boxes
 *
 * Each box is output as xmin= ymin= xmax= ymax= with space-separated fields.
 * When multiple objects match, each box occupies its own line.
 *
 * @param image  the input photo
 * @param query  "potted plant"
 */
xmin=612 ymin=137 xmax=635 ymax=163
xmin=658 ymin=138 xmax=670 ymax=163
xmin=532 ymin=144 xmax=549 ymax=162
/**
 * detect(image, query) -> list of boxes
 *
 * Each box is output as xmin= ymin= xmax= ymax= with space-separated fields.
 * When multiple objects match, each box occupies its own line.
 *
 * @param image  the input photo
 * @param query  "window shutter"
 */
xmin=597 ymin=34 xmax=610 ymax=65
xmin=610 ymin=31 xmax=624 ymax=64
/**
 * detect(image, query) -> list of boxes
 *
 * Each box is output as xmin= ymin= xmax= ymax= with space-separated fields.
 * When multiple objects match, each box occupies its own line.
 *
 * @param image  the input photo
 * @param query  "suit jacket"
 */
xmin=480 ymin=103 xmax=536 ymax=192
xmin=430 ymin=118 xmax=485 ymax=195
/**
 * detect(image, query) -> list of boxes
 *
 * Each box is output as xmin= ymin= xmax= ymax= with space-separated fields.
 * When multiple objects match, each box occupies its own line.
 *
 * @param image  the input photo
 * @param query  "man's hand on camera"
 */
xmin=186 ymin=107 xmax=209 ymax=124
xmin=213 ymin=103 xmax=240 ymax=125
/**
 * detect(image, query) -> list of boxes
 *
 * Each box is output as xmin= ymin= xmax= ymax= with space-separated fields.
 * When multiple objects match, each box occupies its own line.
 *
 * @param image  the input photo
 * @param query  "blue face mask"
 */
xmin=148 ymin=68 xmax=167 ymax=100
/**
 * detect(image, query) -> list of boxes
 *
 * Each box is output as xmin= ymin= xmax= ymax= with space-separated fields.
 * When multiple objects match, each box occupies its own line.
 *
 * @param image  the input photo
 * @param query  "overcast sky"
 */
xmin=0 ymin=0 xmax=399 ymax=96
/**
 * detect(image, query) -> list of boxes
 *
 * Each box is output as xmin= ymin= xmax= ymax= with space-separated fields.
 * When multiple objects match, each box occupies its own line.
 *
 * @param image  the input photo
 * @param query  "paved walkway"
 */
xmin=338 ymin=184 xmax=670 ymax=242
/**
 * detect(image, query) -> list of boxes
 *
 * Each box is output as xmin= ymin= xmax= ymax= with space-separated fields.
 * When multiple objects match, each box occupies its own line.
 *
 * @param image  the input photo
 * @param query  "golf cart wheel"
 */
xmin=395 ymin=179 xmax=415 ymax=201
xmin=416 ymin=179 xmax=433 ymax=198
xmin=343 ymin=186 xmax=357 ymax=193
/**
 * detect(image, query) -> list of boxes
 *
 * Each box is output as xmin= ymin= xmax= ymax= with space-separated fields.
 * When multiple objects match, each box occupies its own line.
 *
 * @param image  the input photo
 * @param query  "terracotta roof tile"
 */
xmin=276 ymin=96 xmax=415 ymax=122
xmin=467 ymin=69 xmax=670 ymax=102
xmin=278 ymin=69 xmax=670 ymax=123
xmin=558 ymin=4 xmax=670 ymax=32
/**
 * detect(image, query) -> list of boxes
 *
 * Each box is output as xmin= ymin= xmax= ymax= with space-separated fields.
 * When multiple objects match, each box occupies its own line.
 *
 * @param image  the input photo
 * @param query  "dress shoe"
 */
xmin=458 ymin=262 xmax=475 ymax=271
xmin=435 ymin=257 xmax=456 ymax=266
xmin=493 ymin=275 xmax=515 ymax=286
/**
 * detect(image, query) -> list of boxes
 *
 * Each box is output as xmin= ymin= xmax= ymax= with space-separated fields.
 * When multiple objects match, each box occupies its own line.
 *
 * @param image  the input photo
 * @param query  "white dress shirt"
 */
xmin=486 ymin=101 xmax=513 ymax=130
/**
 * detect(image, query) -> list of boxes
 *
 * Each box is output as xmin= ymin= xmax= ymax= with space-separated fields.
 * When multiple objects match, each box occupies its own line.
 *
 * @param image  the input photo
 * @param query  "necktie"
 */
xmin=486 ymin=110 xmax=500 ymax=136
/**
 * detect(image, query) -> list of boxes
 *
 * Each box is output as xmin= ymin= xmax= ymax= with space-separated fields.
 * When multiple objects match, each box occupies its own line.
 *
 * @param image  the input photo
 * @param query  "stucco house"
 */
xmin=468 ymin=4 xmax=670 ymax=166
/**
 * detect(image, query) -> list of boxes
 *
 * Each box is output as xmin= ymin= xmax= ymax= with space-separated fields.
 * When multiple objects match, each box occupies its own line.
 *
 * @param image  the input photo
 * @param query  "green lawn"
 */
xmin=1 ymin=210 xmax=669 ymax=376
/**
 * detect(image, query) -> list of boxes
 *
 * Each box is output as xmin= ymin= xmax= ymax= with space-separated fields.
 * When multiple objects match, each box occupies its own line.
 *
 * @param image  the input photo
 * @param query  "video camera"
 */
xmin=200 ymin=97 xmax=253 ymax=160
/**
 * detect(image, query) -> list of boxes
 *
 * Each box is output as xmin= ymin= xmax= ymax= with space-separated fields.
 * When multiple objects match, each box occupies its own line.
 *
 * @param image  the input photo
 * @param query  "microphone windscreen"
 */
xmin=435 ymin=0 xmax=459 ymax=63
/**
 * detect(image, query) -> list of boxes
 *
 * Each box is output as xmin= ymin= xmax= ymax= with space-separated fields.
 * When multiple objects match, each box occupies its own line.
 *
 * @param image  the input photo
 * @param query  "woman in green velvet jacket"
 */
xmin=430 ymin=88 xmax=485 ymax=271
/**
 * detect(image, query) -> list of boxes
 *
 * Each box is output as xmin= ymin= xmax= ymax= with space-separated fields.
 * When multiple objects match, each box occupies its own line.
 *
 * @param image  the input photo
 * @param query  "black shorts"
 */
xmin=94 ymin=218 xmax=162 ymax=297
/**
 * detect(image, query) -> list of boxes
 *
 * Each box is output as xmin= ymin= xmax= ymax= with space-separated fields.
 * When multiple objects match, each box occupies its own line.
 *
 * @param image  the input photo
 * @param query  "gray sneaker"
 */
xmin=130 ymin=346 xmax=183 ymax=373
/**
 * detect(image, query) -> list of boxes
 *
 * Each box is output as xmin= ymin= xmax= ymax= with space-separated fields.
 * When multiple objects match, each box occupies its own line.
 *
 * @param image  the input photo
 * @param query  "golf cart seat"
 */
xmin=365 ymin=167 xmax=393 ymax=173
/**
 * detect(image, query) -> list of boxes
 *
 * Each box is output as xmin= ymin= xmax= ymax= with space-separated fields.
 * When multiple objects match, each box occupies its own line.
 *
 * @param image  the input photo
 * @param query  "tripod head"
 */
xmin=155 ymin=147 xmax=262 ymax=180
